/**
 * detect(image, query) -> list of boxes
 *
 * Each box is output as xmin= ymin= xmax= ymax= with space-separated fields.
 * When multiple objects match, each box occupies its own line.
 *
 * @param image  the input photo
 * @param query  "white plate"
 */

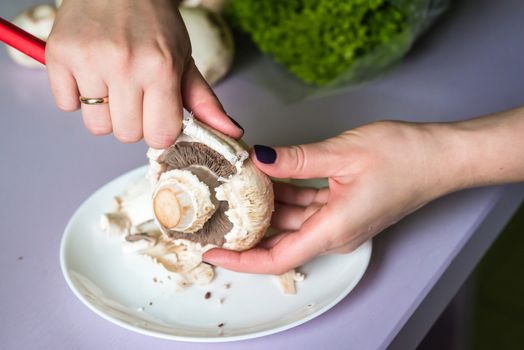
xmin=60 ymin=166 xmax=372 ymax=342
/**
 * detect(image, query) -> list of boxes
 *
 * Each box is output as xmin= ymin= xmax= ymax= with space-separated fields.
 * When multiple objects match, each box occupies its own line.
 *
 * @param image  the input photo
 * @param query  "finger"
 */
xmin=328 ymin=237 xmax=368 ymax=255
xmin=109 ymin=83 xmax=144 ymax=143
xmin=271 ymin=203 xmax=307 ymax=231
xmin=273 ymin=181 xmax=329 ymax=207
xmin=203 ymin=205 xmax=334 ymax=274
xmin=329 ymin=245 xmax=357 ymax=255
xmin=257 ymin=232 xmax=291 ymax=249
xmin=271 ymin=202 xmax=323 ymax=231
xmin=252 ymin=140 xmax=343 ymax=179
xmin=46 ymin=64 xmax=80 ymax=112
xmin=142 ymin=81 xmax=183 ymax=148
xmin=181 ymin=60 xmax=243 ymax=138
xmin=75 ymin=73 xmax=112 ymax=136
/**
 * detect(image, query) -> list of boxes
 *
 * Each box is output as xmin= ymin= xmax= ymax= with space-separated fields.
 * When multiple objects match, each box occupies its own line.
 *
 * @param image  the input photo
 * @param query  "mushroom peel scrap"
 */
xmin=148 ymin=115 xmax=274 ymax=251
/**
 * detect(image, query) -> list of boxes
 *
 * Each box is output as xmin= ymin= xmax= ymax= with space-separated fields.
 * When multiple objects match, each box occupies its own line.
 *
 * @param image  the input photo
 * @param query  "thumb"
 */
xmin=252 ymin=139 xmax=342 ymax=179
xmin=181 ymin=59 xmax=244 ymax=139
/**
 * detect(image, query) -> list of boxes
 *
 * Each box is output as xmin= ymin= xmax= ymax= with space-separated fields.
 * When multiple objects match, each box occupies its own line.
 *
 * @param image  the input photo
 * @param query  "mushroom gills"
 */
xmin=149 ymin=115 xmax=273 ymax=251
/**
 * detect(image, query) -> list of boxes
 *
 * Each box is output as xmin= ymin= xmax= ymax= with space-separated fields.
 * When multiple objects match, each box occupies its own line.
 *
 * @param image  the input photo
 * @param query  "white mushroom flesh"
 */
xmin=215 ymin=160 xmax=274 ymax=250
xmin=180 ymin=116 xmax=248 ymax=171
xmin=179 ymin=6 xmax=234 ymax=85
xmin=276 ymin=269 xmax=306 ymax=295
xmin=115 ymin=177 xmax=155 ymax=226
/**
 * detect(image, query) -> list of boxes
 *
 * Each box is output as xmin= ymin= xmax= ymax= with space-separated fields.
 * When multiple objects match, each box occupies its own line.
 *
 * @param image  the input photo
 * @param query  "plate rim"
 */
xmin=60 ymin=165 xmax=372 ymax=343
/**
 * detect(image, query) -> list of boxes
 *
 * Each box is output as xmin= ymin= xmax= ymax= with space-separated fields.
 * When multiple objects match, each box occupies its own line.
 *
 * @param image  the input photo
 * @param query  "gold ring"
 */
xmin=79 ymin=96 xmax=109 ymax=105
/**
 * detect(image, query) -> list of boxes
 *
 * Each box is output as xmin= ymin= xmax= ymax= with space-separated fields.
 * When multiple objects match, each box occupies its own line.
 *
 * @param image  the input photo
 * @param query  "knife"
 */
xmin=0 ymin=17 xmax=46 ymax=65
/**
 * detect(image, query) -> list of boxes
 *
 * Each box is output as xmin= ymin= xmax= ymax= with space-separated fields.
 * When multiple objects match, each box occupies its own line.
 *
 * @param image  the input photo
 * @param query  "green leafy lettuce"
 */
xmin=226 ymin=0 xmax=427 ymax=86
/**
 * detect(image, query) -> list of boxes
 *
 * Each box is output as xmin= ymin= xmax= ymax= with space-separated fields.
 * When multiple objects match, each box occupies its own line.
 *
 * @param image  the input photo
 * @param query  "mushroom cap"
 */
xmin=149 ymin=115 xmax=274 ymax=251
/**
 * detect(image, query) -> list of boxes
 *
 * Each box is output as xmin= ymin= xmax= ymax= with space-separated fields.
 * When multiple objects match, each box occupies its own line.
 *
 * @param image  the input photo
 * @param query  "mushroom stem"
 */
xmin=153 ymin=169 xmax=216 ymax=234
xmin=153 ymin=188 xmax=182 ymax=229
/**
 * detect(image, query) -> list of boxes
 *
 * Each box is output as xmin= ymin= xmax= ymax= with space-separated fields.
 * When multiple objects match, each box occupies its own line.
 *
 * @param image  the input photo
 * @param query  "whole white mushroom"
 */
xmin=180 ymin=0 xmax=229 ymax=13
xmin=179 ymin=6 xmax=234 ymax=85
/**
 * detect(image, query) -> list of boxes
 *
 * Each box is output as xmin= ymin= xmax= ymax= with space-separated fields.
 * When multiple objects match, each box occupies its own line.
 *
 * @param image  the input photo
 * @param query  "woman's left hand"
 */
xmin=203 ymin=121 xmax=461 ymax=274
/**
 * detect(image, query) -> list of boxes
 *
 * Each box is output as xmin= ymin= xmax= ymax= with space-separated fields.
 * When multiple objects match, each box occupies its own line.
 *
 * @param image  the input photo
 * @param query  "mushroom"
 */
xmin=275 ymin=269 xmax=305 ymax=295
xmin=149 ymin=115 xmax=274 ymax=251
xmin=179 ymin=6 xmax=234 ymax=85
xmin=99 ymin=115 xmax=272 ymax=291
xmin=5 ymin=4 xmax=57 ymax=68
xmin=180 ymin=0 xmax=229 ymax=13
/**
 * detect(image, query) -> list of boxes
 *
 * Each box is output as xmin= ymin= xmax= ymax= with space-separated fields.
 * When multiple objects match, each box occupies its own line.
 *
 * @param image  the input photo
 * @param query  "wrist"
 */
xmin=420 ymin=106 xmax=524 ymax=195
xmin=415 ymin=122 xmax=475 ymax=198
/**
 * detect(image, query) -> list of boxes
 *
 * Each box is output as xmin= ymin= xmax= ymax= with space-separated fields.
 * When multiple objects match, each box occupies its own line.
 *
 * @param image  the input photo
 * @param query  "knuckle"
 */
xmin=323 ymin=236 xmax=343 ymax=253
xmin=289 ymin=145 xmax=308 ymax=174
xmin=272 ymin=265 xmax=292 ymax=276
xmin=101 ymin=43 xmax=133 ymax=75
xmin=344 ymin=244 xmax=358 ymax=254
xmin=114 ymin=129 xmax=142 ymax=143
xmin=270 ymin=251 xmax=294 ymax=275
xmin=55 ymin=100 xmax=79 ymax=112
xmin=145 ymin=132 xmax=178 ymax=149
xmin=46 ymin=35 xmax=83 ymax=63
xmin=84 ymin=119 xmax=111 ymax=136
xmin=89 ymin=126 xmax=112 ymax=136
xmin=141 ymin=48 xmax=178 ymax=80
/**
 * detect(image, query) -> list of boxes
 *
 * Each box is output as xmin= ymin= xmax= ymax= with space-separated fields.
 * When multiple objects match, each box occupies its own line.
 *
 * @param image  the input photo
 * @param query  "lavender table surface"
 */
xmin=1 ymin=1 xmax=523 ymax=349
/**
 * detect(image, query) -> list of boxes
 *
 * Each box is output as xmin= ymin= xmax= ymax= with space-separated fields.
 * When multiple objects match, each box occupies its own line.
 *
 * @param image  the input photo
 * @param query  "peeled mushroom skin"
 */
xmin=115 ymin=177 xmax=155 ymax=227
xmin=275 ymin=269 xmax=305 ymax=295
xmin=99 ymin=212 xmax=131 ymax=238
xmin=6 ymin=4 xmax=57 ymax=68
xmin=186 ymin=263 xmax=215 ymax=285
xmin=149 ymin=115 xmax=274 ymax=252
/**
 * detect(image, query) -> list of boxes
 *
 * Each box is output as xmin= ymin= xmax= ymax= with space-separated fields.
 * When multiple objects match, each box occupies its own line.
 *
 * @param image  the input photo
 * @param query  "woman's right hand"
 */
xmin=46 ymin=0 xmax=242 ymax=147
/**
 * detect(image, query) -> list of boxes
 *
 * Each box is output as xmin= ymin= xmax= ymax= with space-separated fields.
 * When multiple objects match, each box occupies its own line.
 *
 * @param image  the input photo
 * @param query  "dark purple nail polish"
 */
xmin=227 ymin=115 xmax=244 ymax=133
xmin=254 ymin=145 xmax=277 ymax=164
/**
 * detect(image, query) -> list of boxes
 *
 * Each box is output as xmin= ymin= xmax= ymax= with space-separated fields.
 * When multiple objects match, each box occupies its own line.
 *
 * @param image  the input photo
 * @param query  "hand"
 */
xmin=46 ymin=0 xmax=242 ymax=147
xmin=203 ymin=121 xmax=459 ymax=274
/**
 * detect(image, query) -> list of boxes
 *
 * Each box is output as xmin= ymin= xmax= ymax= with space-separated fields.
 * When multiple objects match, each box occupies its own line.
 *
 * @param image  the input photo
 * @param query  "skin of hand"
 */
xmin=203 ymin=106 xmax=524 ymax=275
xmin=45 ymin=0 xmax=243 ymax=147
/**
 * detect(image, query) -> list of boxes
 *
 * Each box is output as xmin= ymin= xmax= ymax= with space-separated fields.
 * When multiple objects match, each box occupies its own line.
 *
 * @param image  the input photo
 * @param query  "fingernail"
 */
xmin=227 ymin=115 xmax=244 ymax=133
xmin=254 ymin=145 xmax=277 ymax=164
